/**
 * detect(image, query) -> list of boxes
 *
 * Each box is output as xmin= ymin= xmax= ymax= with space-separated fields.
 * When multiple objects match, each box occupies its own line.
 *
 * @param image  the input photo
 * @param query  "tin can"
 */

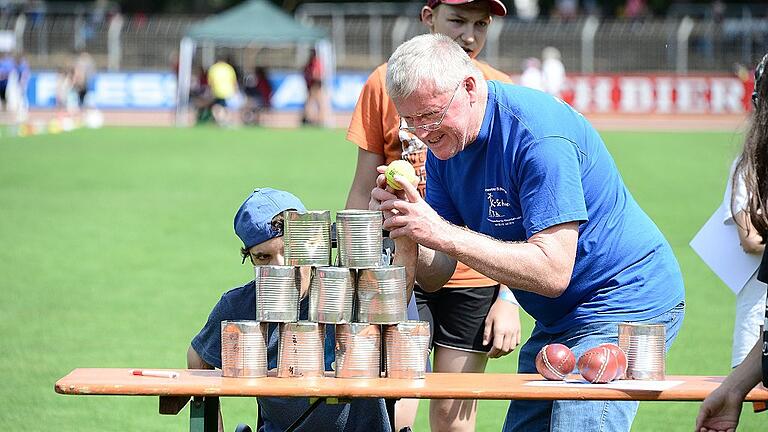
xmin=254 ymin=265 xmax=299 ymax=322
xmin=277 ymin=322 xmax=325 ymax=378
xmin=335 ymin=323 xmax=381 ymax=378
xmin=618 ymin=323 xmax=666 ymax=380
xmin=309 ymin=266 xmax=355 ymax=323
xmin=336 ymin=210 xmax=383 ymax=268
xmin=284 ymin=210 xmax=332 ymax=266
xmin=221 ymin=320 xmax=267 ymax=378
xmin=384 ymin=321 xmax=431 ymax=379
xmin=356 ymin=266 xmax=407 ymax=324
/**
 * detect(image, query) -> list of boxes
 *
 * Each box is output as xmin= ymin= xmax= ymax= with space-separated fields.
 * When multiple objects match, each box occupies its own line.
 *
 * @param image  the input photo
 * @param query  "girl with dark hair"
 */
xmin=696 ymin=53 xmax=768 ymax=432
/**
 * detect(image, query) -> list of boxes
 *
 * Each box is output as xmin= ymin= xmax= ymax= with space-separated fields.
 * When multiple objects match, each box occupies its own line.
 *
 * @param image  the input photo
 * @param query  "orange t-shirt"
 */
xmin=347 ymin=60 xmax=512 ymax=288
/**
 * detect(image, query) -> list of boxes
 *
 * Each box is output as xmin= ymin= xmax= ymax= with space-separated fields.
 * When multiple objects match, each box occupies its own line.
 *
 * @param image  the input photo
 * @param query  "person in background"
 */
xmin=207 ymin=54 xmax=239 ymax=126
xmin=242 ymin=66 xmax=272 ymax=125
xmin=345 ymin=1 xmax=521 ymax=431
xmin=190 ymin=64 xmax=212 ymax=124
xmin=519 ymin=57 xmax=544 ymax=91
xmin=375 ymin=34 xmax=685 ymax=432
xmin=696 ymin=53 xmax=768 ymax=432
xmin=188 ymin=188 xmax=395 ymax=432
xmin=0 ymin=50 xmax=15 ymax=112
xmin=301 ymin=48 xmax=328 ymax=126
xmin=71 ymin=49 xmax=95 ymax=110
xmin=55 ymin=67 xmax=75 ymax=114
xmin=14 ymin=51 xmax=30 ymax=119
xmin=721 ymin=158 xmax=767 ymax=370
xmin=541 ymin=46 xmax=565 ymax=98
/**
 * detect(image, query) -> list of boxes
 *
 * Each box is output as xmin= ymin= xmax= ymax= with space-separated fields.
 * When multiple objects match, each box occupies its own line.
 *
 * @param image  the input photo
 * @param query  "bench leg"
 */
xmin=190 ymin=396 xmax=219 ymax=432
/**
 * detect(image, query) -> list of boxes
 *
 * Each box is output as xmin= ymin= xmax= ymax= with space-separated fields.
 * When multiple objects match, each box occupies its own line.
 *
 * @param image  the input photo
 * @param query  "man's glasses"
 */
xmin=400 ymin=80 xmax=462 ymax=133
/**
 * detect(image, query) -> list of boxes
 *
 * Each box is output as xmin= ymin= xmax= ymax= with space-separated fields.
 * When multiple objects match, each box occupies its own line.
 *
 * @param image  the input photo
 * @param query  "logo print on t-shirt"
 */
xmin=485 ymin=187 xmax=521 ymax=226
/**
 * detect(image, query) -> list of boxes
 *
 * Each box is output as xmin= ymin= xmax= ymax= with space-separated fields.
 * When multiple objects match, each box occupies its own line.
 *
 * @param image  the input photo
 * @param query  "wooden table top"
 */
xmin=55 ymin=368 xmax=768 ymax=402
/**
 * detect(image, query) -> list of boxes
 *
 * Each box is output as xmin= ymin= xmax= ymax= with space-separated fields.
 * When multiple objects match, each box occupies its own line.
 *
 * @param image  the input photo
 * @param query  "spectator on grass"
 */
xmin=241 ymin=66 xmax=272 ymax=125
xmin=190 ymin=64 xmax=212 ymax=124
xmin=301 ymin=48 xmax=329 ymax=127
xmin=375 ymin=34 xmax=685 ymax=432
xmin=0 ymin=50 xmax=15 ymax=111
xmin=14 ymin=51 xmax=30 ymax=119
xmin=72 ymin=49 xmax=95 ymax=110
xmin=188 ymin=188 xmax=396 ymax=432
xmin=520 ymin=57 xmax=544 ymax=91
xmin=696 ymin=53 xmax=768 ymax=432
xmin=207 ymin=54 xmax=239 ymax=127
xmin=55 ymin=67 xmax=76 ymax=114
xmin=344 ymin=1 xmax=522 ymax=430
xmin=541 ymin=46 xmax=566 ymax=98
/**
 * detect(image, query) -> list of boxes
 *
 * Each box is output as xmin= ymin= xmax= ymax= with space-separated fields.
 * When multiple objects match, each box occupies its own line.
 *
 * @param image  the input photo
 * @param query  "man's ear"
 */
xmin=465 ymin=76 xmax=479 ymax=104
xmin=421 ymin=6 xmax=435 ymax=29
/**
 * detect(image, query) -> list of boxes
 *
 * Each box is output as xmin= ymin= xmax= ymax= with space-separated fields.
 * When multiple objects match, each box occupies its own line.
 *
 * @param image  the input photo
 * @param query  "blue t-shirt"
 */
xmin=191 ymin=282 xmax=390 ymax=432
xmin=426 ymin=81 xmax=685 ymax=333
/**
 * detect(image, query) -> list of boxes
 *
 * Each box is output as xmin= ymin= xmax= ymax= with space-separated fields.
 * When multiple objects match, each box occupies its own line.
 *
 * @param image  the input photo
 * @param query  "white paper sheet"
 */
xmin=689 ymin=204 xmax=761 ymax=294
xmin=524 ymin=379 xmax=684 ymax=391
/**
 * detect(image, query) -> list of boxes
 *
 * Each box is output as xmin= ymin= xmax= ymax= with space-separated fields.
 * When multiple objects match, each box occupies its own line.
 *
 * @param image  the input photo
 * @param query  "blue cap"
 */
xmin=234 ymin=188 xmax=306 ymax=250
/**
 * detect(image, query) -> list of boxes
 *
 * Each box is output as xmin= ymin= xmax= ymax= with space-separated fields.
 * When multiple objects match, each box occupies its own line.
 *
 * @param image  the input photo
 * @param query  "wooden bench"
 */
xmin=55 ymin=368 xmax=768 ymax=432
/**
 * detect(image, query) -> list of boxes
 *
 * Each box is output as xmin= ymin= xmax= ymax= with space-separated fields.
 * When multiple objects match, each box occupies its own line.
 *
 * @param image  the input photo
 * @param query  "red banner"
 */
xmin=553 ymin=74 xmax=753 ymax=115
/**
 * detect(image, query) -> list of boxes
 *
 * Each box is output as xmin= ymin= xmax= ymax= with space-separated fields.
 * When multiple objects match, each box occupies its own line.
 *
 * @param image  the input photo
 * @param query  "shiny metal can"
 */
xmin=277 ymin=322 xmax=325 ymax=378
xmin=309 ymin=267 xmax=355 ymax=324
xmin=335 ymin=323 xmax=381 ymax=378
xmin=284 ymin=210 xmax=332 ymax=266
xmin=618 ymin=323 xmax=666 ymax=380
xmin=254 ymin=265 xmax=299 ymax=322
xmin=356 ymin=266 xmax=408 ymax=324
xmin=221 ymin=320 xmax=267 ymax=378
xmin=384 ymin=321 xmax=431 ymax=379
xmin=336 ymin=210 xmax=383 ymax=268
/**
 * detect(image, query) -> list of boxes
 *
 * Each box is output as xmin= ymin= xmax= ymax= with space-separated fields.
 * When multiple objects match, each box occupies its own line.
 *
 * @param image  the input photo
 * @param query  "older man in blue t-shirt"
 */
xmin=373 ymin=34 xmax=685 ymax=432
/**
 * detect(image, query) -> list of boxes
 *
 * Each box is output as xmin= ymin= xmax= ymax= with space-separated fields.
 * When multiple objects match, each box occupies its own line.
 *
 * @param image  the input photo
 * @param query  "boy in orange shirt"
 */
xmin=345 ymin=1 xmax=521 ymax=431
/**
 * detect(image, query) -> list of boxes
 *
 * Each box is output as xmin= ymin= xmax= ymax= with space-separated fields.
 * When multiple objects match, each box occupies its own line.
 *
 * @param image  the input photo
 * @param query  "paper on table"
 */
xmin=689 ymin=203 xmax=761 ymax=294
xmin=525 ymin=379 xmax=684 ymax=391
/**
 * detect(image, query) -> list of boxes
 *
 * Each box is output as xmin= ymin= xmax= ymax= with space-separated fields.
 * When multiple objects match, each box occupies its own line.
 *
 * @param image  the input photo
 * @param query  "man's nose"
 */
xmin=272 ymin=252 xmax=285 ymax=266
xmin=412 ymin=128 xmax=431 ymax=142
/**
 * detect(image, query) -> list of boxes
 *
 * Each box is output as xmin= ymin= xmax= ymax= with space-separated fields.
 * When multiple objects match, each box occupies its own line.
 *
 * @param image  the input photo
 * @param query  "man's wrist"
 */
xmin=498 ymin=288 xmax=519 ymax=306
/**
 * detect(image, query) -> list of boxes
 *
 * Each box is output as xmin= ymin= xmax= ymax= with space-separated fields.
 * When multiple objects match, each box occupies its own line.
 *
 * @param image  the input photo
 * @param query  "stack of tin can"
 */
xmin=221 ymin=209 xmax=430 ymax=380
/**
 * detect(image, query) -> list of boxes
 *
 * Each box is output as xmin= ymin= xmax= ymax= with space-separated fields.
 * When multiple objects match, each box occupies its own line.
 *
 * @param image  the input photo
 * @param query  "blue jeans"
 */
xmin=503 ymin=302 xmax=685 ymax=432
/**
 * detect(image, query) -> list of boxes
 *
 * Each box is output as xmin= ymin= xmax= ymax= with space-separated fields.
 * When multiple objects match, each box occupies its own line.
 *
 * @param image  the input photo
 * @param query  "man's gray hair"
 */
xmin=386 ymin=34 xmax=482 ymax=101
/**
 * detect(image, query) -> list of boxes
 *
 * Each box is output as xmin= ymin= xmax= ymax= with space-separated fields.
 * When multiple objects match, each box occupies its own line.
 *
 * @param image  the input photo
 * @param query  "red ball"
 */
xmin=535 ymin=343 xmax=576 ymax=380
xmin=578 ymin=346 xmax=619 ymax=384
xmin=599 ymin=343 xmax=628 ymax=380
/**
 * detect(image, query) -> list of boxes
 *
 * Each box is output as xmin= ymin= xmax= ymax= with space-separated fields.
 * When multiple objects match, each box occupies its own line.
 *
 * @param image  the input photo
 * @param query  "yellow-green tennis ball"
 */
xmin=385 ymin=160 xmax=418 ymax=190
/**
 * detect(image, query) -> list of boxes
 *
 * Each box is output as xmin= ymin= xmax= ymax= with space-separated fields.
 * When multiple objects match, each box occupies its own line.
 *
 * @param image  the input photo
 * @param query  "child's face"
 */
xmin=422 ymin=2 xmax=492 ymax=60
xmin=247 ymin=236 xmax=285 ymax=266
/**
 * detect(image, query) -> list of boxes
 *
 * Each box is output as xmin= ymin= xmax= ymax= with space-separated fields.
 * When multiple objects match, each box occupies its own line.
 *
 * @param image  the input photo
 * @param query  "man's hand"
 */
xmin=376 ymin=170 xmax=451 ymax=251
xmin=483 ymin=288 xmax=522 ymax=359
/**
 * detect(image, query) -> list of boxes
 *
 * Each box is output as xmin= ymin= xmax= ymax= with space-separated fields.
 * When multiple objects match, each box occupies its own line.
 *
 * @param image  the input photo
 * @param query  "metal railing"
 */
xmin=2 ymin=6 xmax=766 ymax=73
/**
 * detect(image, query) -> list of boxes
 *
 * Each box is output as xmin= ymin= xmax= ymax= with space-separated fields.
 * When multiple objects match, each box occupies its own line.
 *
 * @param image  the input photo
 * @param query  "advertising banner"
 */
xmin=24 ymin=71 xmax=751 ymax=115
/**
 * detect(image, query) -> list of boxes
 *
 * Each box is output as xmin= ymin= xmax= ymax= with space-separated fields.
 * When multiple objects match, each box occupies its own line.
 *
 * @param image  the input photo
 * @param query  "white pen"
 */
xmin=131 ymin=369 xmax=179 ymax=379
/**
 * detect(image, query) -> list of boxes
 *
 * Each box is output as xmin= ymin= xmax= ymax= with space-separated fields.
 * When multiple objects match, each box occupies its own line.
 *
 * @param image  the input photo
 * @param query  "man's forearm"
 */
xmin=435 ymin=223 xmax=576 ymax=298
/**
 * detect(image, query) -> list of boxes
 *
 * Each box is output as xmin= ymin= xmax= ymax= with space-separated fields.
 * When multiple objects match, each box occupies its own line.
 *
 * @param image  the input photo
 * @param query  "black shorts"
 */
xmin=415 ymin=285 xmax=499 ymax=353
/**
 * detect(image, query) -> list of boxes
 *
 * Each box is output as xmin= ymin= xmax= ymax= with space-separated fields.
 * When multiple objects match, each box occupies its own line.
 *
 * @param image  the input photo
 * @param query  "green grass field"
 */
xmin=1 ymin=126 xmax=764 ymax=431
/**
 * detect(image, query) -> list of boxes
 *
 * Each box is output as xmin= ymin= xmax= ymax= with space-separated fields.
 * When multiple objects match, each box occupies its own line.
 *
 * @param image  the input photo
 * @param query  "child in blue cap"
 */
xmin=188 ymin=188 xmax=393 ymax=432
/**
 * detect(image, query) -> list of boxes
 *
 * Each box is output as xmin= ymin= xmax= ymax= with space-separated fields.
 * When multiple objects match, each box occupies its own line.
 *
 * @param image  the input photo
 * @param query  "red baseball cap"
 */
xmin=426 ymin=0 xmax=507 ymax=17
